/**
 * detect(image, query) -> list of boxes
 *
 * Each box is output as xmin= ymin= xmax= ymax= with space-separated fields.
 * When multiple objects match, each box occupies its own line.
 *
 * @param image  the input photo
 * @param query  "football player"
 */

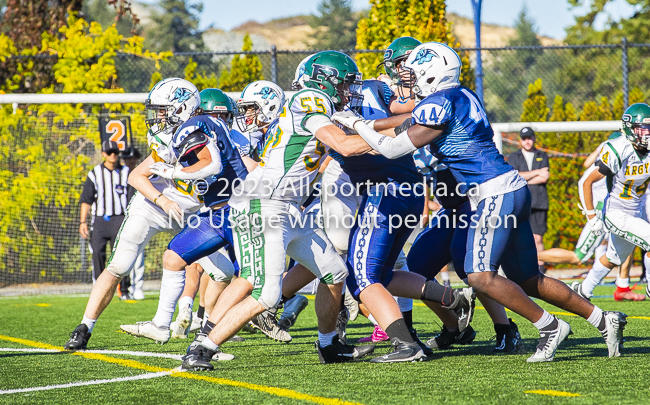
xmin=333 ymin=42 xmax=627 ymax=362
xmin=575 ymin=104 xmax=650 ymax=301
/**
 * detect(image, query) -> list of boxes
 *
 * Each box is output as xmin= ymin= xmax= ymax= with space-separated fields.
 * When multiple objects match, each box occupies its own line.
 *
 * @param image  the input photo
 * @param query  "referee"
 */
xmin=79 ymin=140 xmax=131 ymax=298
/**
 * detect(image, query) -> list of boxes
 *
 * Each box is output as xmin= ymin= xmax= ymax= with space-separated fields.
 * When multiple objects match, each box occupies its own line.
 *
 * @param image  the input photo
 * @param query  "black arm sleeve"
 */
xmin=80 ymin=176 xmax=96 ymax=205
xmin=596 ymin=160 xmax=614 ymax=176
xmin=395 ymin=118 xmax=413 ymax=134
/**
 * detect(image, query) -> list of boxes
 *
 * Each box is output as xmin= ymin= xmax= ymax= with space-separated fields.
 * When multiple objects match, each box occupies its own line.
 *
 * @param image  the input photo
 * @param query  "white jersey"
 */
xmin=578 ymin=164 xmax=608 ymax=212
xmin=147 ymin=130 xmax=202 ymax=214
xmin=230 ymin=88 xmax=332 ymax=208
xmin=598 ymin=135 xmax=650 ymax=213
xmin=229 ymin=119 xmax=265 ymax=158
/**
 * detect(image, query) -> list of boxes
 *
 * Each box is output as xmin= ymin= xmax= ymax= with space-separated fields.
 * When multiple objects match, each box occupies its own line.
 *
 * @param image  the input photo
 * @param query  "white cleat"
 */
xmin=171 ymin=306 xmax=193 ymax=339
xmin=527 ymin=317 xmax=571 ymax=362
xmin=132 ymin=290 xmax=146 ymax=300
xmin=602 ymin=311 xmax=627 ymax=358
xmin=120 ymin=321 xmax=171 ymax=344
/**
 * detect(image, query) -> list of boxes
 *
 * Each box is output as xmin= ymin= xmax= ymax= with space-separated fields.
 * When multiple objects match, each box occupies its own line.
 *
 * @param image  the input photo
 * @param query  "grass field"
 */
xmin=1 ymin=284 xmax=649 ymax=405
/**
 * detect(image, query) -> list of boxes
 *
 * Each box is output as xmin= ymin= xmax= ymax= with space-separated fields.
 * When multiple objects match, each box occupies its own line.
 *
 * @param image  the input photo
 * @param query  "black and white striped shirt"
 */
xmin=80 ymin=163 xmax=130 ymax=217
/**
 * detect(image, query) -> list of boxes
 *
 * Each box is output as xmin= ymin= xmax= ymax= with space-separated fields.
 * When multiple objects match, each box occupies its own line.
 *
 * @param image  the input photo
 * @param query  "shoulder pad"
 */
xmin=178 ymin=131 xmax=209 ymax=158
xmin=290 ymin=89 xmax=334 ymax=117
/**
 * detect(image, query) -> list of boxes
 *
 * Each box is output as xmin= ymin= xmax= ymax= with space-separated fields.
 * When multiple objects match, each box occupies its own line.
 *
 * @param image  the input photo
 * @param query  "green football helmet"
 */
xmin=296 ymin=51 xmax=363 ymax=111
xmin=381 ymin=37 xmax=422 ymax=81
xmin=622 ymin=103 xmax=650 ymax=149
xmin=199 ymin=88 xmax=235 ymax=127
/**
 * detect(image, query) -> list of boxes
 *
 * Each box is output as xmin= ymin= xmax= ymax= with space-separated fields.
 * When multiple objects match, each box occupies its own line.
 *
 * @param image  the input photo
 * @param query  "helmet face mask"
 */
xmin=622 ymin=103 xmax=650 ymax=150
xmin=300 ymin=51 xmax=363 ymax=111
xmin=398 ymin=42 xmax=462 ymax=104
xmin=380 ymin=37 xmax=422 ymax=82
xmin=145 ymin=78 xmax=200 ymax=136
xmin=198 ymin=88 xmax=236 ymax=128
xmin=236 ymin=80 xmax=285 ymax=132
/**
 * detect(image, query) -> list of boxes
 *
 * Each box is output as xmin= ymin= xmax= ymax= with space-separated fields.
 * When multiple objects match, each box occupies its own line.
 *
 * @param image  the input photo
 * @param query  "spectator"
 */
xmin=507 ymin=127 xmax=550 ymax=273
xmin=80 ymin=140 xmax=132 ymax=299
xmin=121 ymin=147 xmax=146 ymax=300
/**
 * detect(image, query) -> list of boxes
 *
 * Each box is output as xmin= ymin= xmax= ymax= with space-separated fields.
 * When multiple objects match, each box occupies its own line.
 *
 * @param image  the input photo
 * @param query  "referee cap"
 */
xmin=102 ymin=140 xmax=120 ymax=153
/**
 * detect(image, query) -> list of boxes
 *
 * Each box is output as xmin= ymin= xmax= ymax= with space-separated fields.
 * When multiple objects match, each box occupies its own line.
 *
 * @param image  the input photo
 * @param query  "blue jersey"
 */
xmin=172 ymin=115 xmax=248 ymax=207
xmin=412 ymin=86 xmax=512 ymax=193
xmin=331 ymin=80 xmax=420 ymax=187
xmin=433 ymin=165 xmax=469 ymax=209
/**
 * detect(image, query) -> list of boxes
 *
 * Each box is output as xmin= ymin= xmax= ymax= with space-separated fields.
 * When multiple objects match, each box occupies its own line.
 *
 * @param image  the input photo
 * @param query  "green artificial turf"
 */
xmin=0 ymin=284 xmax=649 ymax=404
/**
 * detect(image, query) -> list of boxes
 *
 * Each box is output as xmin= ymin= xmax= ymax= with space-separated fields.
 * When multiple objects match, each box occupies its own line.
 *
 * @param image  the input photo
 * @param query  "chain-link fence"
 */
xmin=0 ymin=41 xmax=645 ymax=287
xmin=0 ymin=112 xmax=170 ymax=287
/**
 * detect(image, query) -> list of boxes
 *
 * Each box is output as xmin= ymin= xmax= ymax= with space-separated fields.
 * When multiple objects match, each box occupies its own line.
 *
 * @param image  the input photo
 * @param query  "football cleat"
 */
xmin=647 ymin=284 xmax=650 ymax=299
xmin=120 ymin=293 xmax=135 ymax=301
xmin=370 ymin=337 xmax=427 ymax=363
xmin=570 ymin=281 xmax=591 ymax=301
xmin=613 ymin=287 xmax=646 ymax=301
xmin=184 ymin=332 xmax=234 ymax=361
xmin=601 ymin=311 xmax=627 ymax=358
xmin=451 ymin=287 xmax=475 ymax=332
xmin=171 ymin=305 xmax=193 ymax=339
xmin=120 ymin=321 xmax=170 ymax=344
xmin=182 ymin=343 xmax=217 ymax=371
xmin=494 ymin=319 xmax=522 ymax=353
xmin=426 ymin=325 xmax=476 ymax=350
xmin=251 ymin=310 xmax=292 ymax=342
xmin=527 ymin=317 xmax=571 ymax=362
xmin=228 ymin=335 xmax=245 ymax=342
xmin=64 ymin=324 xmax=91 ymax=351
xmin=410 ymin=328 xmax=433 ymax=357
xmin=132 ymin=290 xmax=146 ymax=301
xmin=315 ymin=335 xmax=375 ymax=364
xmin=242 ymin=321 xmax=257 ymax=334
xmin=335 ymin=307 xmax=350 ymax=344
xmin=358 ymin=325 xmax=389 ymax=343
xmin=278 ymin=295 xmax=309 ymax=330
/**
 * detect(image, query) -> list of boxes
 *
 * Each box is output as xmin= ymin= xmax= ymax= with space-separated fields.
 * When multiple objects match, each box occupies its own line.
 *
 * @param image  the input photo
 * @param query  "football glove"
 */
xmin=149 ymin=162 xmax=177 ymax=180
xmin=587 ymin=215 xmax=605 ymax=236
xmin=331 ymin=110 xmax=364 ymax=130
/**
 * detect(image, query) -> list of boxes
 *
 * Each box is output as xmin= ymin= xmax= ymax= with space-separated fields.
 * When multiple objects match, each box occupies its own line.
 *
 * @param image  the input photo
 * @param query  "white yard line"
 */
xmin=0 ymin=347 xmax=183 ymax=360
xmin=0 ymin=368 xmax=180 ymax=395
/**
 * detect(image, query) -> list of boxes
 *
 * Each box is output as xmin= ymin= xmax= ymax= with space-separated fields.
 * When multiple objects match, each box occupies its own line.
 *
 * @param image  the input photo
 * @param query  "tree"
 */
xmin=82 ymin=0 xmax=139 ymax=37
xmin=565 ymin=0 xmax=650 ymax=44
xmin=219 ymin=34 xmax=264 ymax=92
xmin=309 ymin=0 xmax=358 ymax=50
xmin=144 ymin=0 xmax=205 ymax=53
xmin=355 ymin=0 xmax=473 ymax=88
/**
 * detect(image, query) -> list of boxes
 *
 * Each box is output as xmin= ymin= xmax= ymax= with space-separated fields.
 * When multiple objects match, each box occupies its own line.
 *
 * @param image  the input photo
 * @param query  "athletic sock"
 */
xmin=81 ymin=316 xmax=97 ymax=333
xmin=401 ymin=310 xmax=413 ymax=330
xmin=201 ymin=320 xmax=216 ymax=335
xmin=587 ymin=306 xmax=606 ymax=332
xmin=201 ymin=336 xmax=219 ymax=351
xmin=532 ymin=310 xmax=554 ymax=331
xmin=616 ymin=277 xmax=630 ymax=289
xmin=318 ymin=330 xmax=338 ymax=347
xmin=178 ymin=295 xmax=194 ymax=311
xmin=441 ymin=271 xmax=450 ymax=283
xmin=582 ymin=260 xmax=611 ymax=298
xmin=196 ymin=305 xmax=205 ymax=320
xmin=202 ymin=313 xmax=210 ymax=328
xmin=385 ymin=318 xmax=415 ymax=343
xmin=368 ymin=314 xmax=378 ymax=326
xmin=152 ymin=269 xmax=186 ymax=328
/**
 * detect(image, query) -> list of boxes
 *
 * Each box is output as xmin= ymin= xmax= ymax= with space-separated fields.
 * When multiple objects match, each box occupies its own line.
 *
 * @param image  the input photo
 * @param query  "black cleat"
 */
xmin=426 ymin=325 xmax=476 ymax=350
xmin=182 ymin=343 xmax=217 ymax=371
xmin=410 ymin=328 xmax=433 ymax=357
xmin=316 ymin=335 xmax=374 ymax=364
xmin=494 ymin=319 xmax=522 ymax=353
xmin=370 ymin=337 xmax=426 ymax=363
xmin=64 ymin=324 xmax=91 ymax=351
xmin=443 ymin=287 xmax=475 ymax=332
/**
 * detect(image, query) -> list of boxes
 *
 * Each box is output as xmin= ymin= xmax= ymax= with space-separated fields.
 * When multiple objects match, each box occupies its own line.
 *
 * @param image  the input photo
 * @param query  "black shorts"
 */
xmin=530 ymin=209 xmax=548 ymax=236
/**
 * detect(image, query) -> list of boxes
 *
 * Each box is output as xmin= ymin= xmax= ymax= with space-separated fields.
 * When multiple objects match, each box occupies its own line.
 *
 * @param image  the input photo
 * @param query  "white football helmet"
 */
xmin=401 ymin=42 xmax=461 ymax=103
xmin=145 ymin=78 xmax=200 ymax=136
xmin=236 ymin=80 xmax=285 ymax=132
xmin=292 ymin=53 xmax=315 ymax=90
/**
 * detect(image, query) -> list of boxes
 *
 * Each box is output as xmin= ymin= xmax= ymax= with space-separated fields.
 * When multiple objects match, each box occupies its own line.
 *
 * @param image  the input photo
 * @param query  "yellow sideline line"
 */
xmin=0 ymin=335 xmax=363 ymax=405
xmin=525 ymin=389 xmax=580 ymax=397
